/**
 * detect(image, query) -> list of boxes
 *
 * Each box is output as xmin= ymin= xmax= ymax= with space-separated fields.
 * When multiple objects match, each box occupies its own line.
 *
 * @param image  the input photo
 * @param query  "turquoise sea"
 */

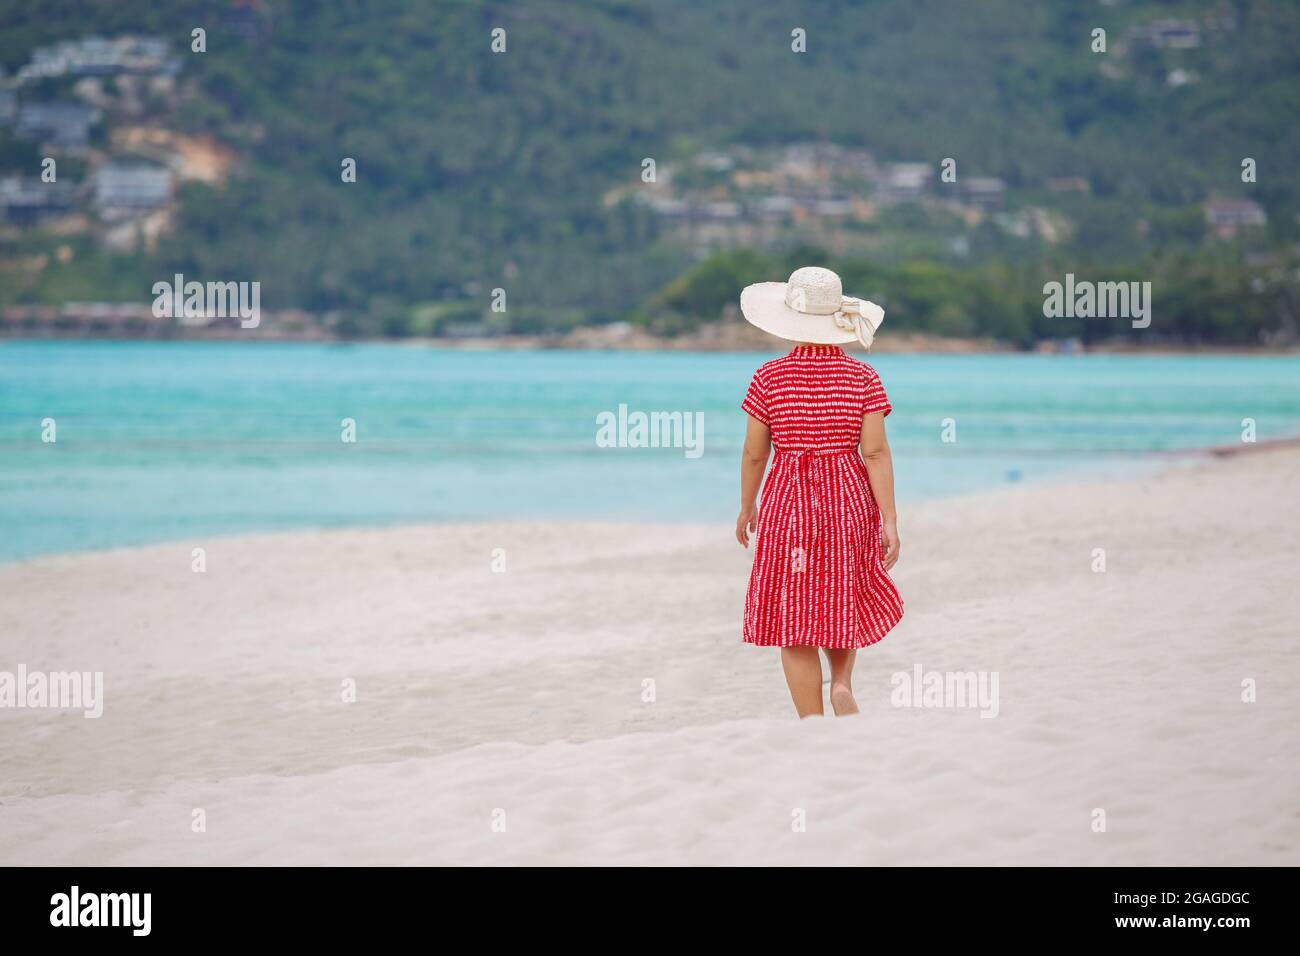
xmin=1 ymin=341 xmax=1298 ymax=562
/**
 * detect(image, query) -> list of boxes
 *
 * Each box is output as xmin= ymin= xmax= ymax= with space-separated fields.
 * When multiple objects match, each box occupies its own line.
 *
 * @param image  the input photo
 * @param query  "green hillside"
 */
xmin=1 ymin=0 xmax=1297 ymax=343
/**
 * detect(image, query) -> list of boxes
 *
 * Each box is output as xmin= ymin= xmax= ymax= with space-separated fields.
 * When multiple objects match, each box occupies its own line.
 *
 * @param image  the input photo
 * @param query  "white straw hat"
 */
xmin=740 ymin=266 xmax=885 ymax=348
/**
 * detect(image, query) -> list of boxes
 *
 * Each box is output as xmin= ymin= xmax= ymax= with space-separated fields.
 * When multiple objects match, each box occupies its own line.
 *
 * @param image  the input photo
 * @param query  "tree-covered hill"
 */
xmin=1 ymin=0 xmax=1297 ymax=341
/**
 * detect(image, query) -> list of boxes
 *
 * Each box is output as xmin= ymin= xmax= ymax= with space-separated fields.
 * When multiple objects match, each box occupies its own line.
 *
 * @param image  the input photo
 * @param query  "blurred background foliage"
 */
xmin=0 ymin=0 xmax=1297 ymax=344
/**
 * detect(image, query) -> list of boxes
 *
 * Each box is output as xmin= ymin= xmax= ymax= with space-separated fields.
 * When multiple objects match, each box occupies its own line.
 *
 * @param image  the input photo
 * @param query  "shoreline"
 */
xmin=4 ymin=434 xmax=1297 ymax=569
xmin=3 ymin=330 xmax=1297 ymax=356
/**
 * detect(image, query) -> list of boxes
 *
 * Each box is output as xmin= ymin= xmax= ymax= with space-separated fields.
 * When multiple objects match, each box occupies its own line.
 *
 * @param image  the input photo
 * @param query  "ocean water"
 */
xmin=1 ymin=341 xmax=1297 ymax=562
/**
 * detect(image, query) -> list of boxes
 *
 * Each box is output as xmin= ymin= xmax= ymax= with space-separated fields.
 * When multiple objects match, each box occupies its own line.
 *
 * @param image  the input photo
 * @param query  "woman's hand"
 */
xmin=735 ymin=505 xmax=758 ymax=548
xmin=737 ymin=416 xmax=770 ymax=549
xmin=881 ymin=520 xmax=900 ymax=571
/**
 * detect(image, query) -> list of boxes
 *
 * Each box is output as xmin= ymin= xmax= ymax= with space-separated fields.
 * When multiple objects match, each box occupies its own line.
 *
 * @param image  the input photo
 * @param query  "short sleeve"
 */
xmin=741 ymin=371 xmax=770 ymax=425
xmin=862 ymin=369 xmax=892 ymax=417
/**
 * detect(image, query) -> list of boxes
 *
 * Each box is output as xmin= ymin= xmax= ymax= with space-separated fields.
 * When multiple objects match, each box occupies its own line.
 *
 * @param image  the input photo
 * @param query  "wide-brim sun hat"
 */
xmin=740 ymin=266 xmax=885 ymax=348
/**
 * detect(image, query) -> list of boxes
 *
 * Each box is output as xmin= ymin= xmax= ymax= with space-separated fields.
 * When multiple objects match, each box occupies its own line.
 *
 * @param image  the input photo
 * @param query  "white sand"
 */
xmin=1 ymin=447 xmax=1297 ymax=866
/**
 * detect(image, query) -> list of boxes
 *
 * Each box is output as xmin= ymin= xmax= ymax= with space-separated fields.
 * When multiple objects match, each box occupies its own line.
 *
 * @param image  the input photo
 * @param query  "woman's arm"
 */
xmin=859 ymin=411 xmax=900 ymax=570
xmin=735 ymin=414 xmax=772 ymax=547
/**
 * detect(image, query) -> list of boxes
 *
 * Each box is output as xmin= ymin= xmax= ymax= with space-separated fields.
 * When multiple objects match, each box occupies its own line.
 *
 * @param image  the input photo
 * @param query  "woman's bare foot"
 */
xmin=829 ymin=683 xmax=859 ymax=716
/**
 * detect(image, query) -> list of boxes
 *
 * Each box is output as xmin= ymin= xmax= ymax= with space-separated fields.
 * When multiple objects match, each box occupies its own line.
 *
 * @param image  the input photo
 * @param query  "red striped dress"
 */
xmin=741 ymin=344 xmax=903 ymax=648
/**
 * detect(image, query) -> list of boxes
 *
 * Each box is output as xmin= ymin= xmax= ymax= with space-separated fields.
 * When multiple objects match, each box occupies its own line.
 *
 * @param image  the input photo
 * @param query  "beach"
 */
xmin=0 ymin=442 xmax=1296 ymax=865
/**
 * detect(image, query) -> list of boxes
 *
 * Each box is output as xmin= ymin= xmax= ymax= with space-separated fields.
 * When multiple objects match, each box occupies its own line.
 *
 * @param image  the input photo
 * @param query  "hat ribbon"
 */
xmin=832 ymin=296 xmax=885 ymax=349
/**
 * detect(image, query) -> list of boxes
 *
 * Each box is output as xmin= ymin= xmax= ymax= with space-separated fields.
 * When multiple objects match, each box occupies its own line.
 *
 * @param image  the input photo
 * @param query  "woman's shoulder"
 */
xmin=841 ymin=354 xmax=882 ymax=383
xmin=750 ymin=354 xmax=788 ymax=380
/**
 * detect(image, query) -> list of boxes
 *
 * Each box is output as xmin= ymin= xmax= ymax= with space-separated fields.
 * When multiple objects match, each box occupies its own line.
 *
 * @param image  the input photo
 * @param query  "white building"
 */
xmin=877 ymin=163 xmax=932 ymax=204
xmin=94 ymin=162 xmax=173 ymax=216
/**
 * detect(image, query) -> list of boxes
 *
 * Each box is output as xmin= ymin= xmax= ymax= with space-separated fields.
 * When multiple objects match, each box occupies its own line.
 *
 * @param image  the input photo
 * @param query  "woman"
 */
xmin=734 ymin=267 xmax=903 ymax=718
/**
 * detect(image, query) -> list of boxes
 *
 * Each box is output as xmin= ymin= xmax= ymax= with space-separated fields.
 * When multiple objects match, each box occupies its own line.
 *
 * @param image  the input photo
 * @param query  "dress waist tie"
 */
xmin=774 ymin=447 xmax=856 ymax=566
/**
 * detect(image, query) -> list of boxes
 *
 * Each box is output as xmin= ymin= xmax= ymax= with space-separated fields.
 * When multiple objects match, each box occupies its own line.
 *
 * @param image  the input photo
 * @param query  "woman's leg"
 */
xmin=780 ymin=646 xmax=824 ymax=718
xmin=824 ymin=648 xmax=859 ymax=716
